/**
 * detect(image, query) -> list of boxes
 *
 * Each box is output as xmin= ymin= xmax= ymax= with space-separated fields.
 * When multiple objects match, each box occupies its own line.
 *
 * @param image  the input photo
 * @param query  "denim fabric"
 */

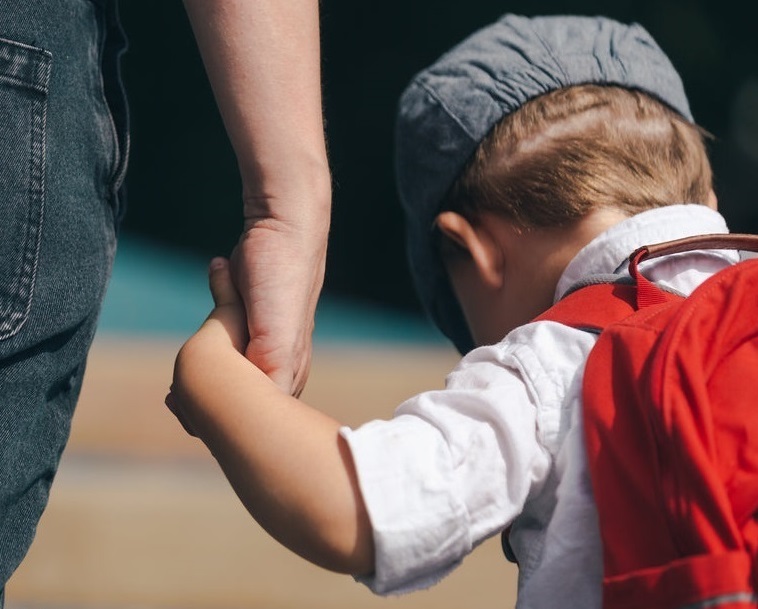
xmin=0 ymin=0 xmax=129 ymax=600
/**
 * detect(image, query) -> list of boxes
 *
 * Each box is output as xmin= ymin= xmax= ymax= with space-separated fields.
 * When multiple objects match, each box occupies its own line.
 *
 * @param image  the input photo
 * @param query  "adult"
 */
xmin=0 ymin=0 xmax=330 ymax=602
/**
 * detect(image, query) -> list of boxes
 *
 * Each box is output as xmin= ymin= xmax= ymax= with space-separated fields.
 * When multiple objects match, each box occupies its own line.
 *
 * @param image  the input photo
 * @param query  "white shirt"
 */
xmin=341 ymin=205 xmax=737 ymax=608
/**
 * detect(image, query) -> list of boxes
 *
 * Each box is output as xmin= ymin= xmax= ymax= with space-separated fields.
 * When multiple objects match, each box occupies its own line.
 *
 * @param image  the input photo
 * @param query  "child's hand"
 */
xmin=201 ymin=257 xmax=250 ymax=353
xmin=165 ymin=257 xmax=251 ymax=436
xmin=164 ymin=260 xmax=374 ymax=575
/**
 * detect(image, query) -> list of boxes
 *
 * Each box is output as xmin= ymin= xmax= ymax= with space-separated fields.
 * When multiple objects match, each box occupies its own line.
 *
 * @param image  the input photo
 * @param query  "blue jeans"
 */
xmin=0 ymin=0 xmax=129 ymax=600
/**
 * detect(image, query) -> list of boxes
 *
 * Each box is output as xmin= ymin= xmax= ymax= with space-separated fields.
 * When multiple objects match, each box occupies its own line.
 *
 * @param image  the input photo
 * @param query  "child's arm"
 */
xmin=166 ymin=258 xmax=374 ymax=575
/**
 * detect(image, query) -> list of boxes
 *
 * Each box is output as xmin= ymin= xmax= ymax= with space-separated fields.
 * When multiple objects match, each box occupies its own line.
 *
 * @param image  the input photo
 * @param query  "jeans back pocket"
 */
xmin=0 ymin=38 xmax=51 ymax=340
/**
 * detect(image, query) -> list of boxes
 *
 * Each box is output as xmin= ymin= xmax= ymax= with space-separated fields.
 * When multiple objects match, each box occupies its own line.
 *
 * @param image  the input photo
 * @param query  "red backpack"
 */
xmin=535 ymin=233 xmax=758 ymax=609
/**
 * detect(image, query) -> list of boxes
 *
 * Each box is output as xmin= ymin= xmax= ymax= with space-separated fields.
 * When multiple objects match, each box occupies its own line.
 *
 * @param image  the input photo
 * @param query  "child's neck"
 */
xmin=479 ymin=208 xmax=629 ymax=344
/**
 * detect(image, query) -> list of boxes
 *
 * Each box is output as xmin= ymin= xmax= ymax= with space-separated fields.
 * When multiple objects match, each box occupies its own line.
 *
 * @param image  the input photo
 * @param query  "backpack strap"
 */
xmin=501 ymin=280 xmax=659 ymax=566
xmin=629 ymin=233 xmax=758 ymax=308
xmin=534 ymin=282 xmax=639 ymax=331
xmin=539 ymin=233 xmax=758 ymax=322
xmin=632 ymin=233 xmax=758 ymax=259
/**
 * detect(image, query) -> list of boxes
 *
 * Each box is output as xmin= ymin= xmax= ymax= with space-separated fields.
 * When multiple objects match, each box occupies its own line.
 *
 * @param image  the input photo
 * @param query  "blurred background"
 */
xmin=7 ymin=0 xmax=758 ymax=607
xmin=117 ymin=0 xmax=758 ymax=313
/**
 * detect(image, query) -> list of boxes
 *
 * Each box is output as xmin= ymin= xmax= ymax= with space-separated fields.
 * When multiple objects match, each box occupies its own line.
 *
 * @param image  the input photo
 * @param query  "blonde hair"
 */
xmin=443 ymin=85 xmax=713 ymax=227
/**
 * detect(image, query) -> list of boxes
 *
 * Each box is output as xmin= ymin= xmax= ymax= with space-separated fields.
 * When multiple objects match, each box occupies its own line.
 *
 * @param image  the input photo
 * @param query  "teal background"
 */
xmin=99 ymin=235 xmax=445 ymax=343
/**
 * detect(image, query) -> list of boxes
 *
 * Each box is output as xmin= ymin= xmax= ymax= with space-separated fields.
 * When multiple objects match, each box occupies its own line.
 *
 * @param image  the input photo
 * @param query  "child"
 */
xmin=166 ymin=14 xmax=738 ymax=608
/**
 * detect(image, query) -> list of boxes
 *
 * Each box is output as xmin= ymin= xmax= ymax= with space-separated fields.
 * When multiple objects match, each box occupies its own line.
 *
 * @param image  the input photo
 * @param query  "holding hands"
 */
xmin=230 ymin=188 xmax=329 ymax=397
xmin=165 ymin=257 xmax=248 ymax=438
xmin=167 ymin=0 xmax=373 ymax=578
xmin=165 ymin=258 xmax=374 ymax=576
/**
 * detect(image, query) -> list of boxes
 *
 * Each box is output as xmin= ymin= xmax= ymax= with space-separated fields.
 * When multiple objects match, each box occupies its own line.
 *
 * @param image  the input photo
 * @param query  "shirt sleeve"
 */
xmin=340 ymin=344 xmax=552 ymax=595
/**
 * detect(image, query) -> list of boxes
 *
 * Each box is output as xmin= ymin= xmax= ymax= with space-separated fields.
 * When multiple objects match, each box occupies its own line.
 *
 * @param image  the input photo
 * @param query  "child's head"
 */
xmin=395 ymin=14 xmax=714 ymax=353
xmin=442 ymin=84 xmax=713 ymax=228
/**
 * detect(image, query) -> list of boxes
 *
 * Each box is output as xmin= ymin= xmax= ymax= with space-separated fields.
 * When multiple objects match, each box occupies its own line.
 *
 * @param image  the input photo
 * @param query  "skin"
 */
xmin=182 ymin=0 xmax=332 ymax=396
xmin=166 ymin=2 xmax=724 ymax=583
xmin=166 ymin=205 xmax=634 ymax=575
xmin=435 ymin=208 xmax=631 ymax=345
xmin=435 ymin=188 xmax=719 ymax=345
xmin=167 ymin=258 xmax=375 ymax=576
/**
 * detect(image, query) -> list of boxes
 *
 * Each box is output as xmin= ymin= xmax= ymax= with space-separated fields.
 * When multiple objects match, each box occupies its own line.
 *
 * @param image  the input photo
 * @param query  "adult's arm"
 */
xmin=182 ymin=0 xmax=331 ymax=396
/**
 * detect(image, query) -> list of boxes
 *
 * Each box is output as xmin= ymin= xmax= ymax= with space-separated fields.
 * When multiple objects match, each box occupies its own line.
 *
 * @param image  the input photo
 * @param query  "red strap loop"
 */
xmin=629 ymin=247 xmax=670 ymax=308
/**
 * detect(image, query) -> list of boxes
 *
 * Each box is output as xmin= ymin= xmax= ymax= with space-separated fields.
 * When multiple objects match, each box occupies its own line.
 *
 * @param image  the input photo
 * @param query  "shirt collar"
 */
xmin=555 ymin=204 xmax=732 ymax=301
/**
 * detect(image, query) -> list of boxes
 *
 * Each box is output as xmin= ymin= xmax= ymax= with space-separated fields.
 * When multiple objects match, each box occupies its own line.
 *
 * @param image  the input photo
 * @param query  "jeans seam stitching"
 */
xmin=0 ymin=62 xmax=49 ymax=340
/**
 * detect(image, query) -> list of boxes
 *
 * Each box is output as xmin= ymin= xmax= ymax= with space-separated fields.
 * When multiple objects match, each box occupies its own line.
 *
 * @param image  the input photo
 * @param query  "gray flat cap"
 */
xmin=395 ymin=14 xmax=693 ymax=354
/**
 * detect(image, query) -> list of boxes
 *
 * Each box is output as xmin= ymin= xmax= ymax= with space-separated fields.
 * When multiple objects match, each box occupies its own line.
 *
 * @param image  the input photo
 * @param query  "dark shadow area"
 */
xmin=117 ymin=0 xmax=758 ymax=318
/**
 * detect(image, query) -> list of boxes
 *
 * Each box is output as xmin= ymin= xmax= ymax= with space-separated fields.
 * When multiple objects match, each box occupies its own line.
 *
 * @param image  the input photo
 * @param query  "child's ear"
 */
xmin=436 ymin=211 xmax=504 ymax=289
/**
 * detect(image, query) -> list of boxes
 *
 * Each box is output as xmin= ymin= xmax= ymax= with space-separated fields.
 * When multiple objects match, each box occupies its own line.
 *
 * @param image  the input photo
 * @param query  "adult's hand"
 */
xmin=183 ymin=0 xmax=331 ymax=395
xmin=231 ymin=185 xmax=330 ymax=396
